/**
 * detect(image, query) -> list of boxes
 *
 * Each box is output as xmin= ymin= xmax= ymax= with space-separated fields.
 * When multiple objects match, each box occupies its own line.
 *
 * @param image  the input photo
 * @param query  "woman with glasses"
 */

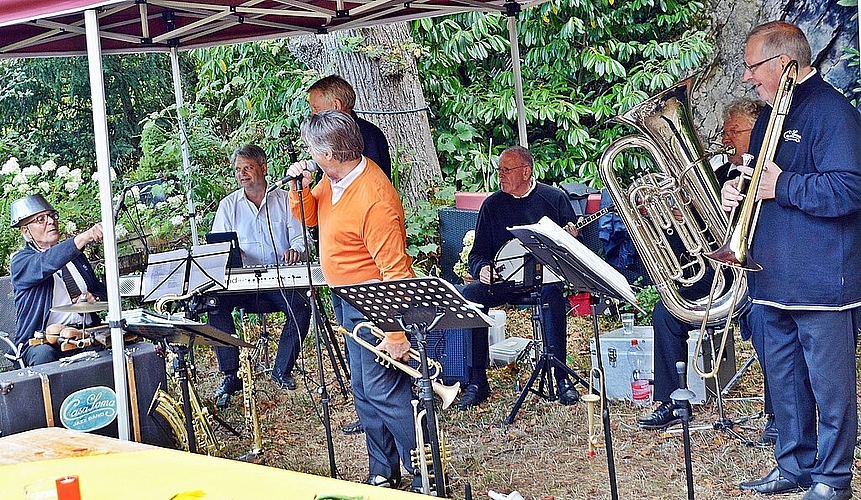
xmin=8 ymin=193 xmax=106 ymax=366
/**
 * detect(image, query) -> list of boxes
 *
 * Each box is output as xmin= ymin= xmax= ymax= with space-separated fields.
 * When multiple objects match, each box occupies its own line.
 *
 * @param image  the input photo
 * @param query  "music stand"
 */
xmin=333 ymin=277 xmax=491 ymax=497
xmin=505 ymin=216 xmax=642 ymax=500
xmin=124 ymin=309 xmax=251 ymax=453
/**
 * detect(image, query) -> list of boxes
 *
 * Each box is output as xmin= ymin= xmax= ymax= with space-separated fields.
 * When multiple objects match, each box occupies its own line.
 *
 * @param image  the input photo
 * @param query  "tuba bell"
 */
xmin=598 ymin=75 xmax=747 ymax=325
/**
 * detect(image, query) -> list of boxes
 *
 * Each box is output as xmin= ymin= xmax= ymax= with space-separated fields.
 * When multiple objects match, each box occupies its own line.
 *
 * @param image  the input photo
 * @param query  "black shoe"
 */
xmin=558 ymin=379 xmax=580 ymax=405
xmin=755 ymin=414 xmax=778 ymax=449
xmin=636 ymin=401 xmax=690 ymax=430
xmin=342 ymin=419 xmax=365 ymax=435
xmin=215 ymin=374 xmax=242 ymax=409
xmin=739 ymin=467 xmax=805 ymax=495
xmin=803 ymin=483 xmax=853 ymax=500
xmin=456 ymin=384 xmax=489 ymax=410
xmin=271 ymin=374 xmax=296 ymax=390
xmin=366 ymin=474 xmax=400 ymax=488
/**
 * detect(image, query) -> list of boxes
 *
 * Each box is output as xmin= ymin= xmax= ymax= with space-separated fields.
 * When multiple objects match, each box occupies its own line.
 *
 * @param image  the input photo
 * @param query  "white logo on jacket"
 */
xmin=784 ymin=129 xmax=802 ymax=143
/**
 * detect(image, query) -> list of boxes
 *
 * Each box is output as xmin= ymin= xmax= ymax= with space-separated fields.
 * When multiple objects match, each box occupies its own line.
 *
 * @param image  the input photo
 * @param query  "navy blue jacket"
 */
xmin=352 ymin=111 xmax=392 ymax=180
xmin=469 ymin=182 xmax=577 ymax=279
xmin=10 ymin=238 xmax=106 ymax=349
xmin=747 ymin=72 xmax=861 ymax=308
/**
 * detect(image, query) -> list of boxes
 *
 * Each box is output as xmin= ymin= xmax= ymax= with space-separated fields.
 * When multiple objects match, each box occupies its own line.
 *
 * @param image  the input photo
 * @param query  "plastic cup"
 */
xmin=621 ymin=313 xmax=634 ymax=335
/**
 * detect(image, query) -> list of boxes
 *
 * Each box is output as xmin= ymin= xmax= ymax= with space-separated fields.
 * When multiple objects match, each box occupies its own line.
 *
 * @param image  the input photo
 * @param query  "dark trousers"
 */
xmin=750 ymin=304 xmax=858 ymax=489
xmin=333 ymin=295 xmax=416 ymax=479
xmin=209 ymin=290 xmax=310 ymax=377
xmin=461 ymin=281 xmax=568 ymax=391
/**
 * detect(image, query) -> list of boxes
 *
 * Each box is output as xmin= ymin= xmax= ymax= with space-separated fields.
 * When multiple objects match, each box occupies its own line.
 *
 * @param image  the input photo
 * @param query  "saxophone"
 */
xmin=147 ymin=381 xmax=221 ymax=455
xmin=238 ymin=344 xmax=263 ymax=462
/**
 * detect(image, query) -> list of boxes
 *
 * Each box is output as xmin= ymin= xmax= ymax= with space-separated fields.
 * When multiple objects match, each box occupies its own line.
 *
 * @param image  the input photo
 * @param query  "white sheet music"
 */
xmin=189 ymin=242 xmax=230 ymax=291
xmin=142 ymin=248 xmax=188 ymax=301
xmin=508 ymin=216 xmax=639 ymax=309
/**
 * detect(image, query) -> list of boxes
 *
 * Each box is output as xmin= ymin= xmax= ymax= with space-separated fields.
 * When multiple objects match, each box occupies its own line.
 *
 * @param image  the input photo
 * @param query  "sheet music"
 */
xmin=189 ymin=242 xmax=230 ymax=291
xmin=142 ymin=248 xmax=188 ymax=301
xmin=508 ymin=216 xmax=639 ymax=309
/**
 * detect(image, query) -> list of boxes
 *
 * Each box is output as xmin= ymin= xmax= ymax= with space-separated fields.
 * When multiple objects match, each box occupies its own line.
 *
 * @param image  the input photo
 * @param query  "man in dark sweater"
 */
xmin=457 ymin=145 xmax=582 ymax=409
xmin=9 ymin=194 xmax=106 ymax=366
xmin=723 ymin=22 xmax=861 ymax=500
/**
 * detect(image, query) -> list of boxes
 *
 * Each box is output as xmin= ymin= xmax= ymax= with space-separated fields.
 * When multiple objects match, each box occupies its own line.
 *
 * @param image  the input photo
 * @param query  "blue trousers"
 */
xmin=461 ymin=282 xmax=569 ymax=391
xmin=210 ymin=290 xmax=310 ymax=378
xmin=749 ymin=304 xmax=858 ymax=489
xmin=333 ymin=295 xmax=417 ymax=479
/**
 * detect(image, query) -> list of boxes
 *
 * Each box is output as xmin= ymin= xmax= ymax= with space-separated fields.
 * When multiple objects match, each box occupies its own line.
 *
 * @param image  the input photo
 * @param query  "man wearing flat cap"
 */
xmin=9 ymin=194 xmax=106 ymax=366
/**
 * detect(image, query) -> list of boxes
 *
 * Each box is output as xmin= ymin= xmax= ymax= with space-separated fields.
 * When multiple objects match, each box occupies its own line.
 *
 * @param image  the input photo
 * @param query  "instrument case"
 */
xmin=0 ymin=341 xmax=174 ymax=447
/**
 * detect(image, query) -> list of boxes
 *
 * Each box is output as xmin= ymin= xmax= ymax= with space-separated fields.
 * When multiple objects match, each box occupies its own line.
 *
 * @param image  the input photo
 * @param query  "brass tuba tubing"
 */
xmin=582 ymin=368 xmax=604 ymax=457
xmin=338 ymin=323 xmax=460 ymax=410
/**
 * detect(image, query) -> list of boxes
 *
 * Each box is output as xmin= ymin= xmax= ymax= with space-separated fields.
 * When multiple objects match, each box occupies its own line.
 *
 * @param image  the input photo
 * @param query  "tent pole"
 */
xmin=85 ymin=9 xmax=131 ymax=441
xmin=170 ymin=46 xmax=199 ymax=245
xmin=506 ymin=3 xmax=528 ymax=147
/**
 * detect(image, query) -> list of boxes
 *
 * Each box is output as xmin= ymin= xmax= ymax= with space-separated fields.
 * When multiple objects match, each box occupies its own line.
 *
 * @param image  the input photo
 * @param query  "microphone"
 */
xmin=267 ymin=160 xmax=317 ymax=193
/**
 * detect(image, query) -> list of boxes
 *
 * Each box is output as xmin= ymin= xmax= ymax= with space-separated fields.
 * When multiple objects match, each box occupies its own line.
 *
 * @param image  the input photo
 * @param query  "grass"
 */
xmin=186 ymin=307 xmax=860 ymax=500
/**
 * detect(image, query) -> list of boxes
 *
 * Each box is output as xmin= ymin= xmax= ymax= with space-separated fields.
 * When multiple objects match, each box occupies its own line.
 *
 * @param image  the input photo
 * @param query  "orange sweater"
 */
xmin=290 ymin=159 xmax=414 ymax=342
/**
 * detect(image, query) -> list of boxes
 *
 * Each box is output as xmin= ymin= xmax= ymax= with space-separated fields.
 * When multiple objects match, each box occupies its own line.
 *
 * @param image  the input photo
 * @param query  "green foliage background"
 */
xmin=0 ymin=0 xmax=714 ymax=274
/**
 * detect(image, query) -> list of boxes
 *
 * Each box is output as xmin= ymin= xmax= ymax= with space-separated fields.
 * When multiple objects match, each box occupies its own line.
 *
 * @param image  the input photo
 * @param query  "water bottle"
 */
xmin=628 ymin=339 xmax=651 ymax=405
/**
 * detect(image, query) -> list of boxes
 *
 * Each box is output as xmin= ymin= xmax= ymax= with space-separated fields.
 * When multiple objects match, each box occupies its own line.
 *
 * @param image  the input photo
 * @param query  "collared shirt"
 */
xmin=512 ymin=177 xmax=537 ymax=199
xmin=212 ymin=187 xmax=305 ymax=266
xmin=330 ymin=156 xmax=367 ymax=205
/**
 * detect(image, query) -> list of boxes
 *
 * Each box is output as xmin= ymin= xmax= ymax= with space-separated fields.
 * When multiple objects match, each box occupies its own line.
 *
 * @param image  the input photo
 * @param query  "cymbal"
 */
xmin=51 ymin=301 xmax=109 ymax=313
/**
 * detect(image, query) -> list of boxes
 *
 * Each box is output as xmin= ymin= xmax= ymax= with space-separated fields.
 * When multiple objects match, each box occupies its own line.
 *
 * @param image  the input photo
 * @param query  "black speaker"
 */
xmin=0 ymin=275 xmax=16 ymax=336
xmin=0 ymin=341 xmax=173 ymax=447
xmin=409 ymin=328 xmax=469 ymax=385
xmin=438 ymin=208 xmax=479 ymax=285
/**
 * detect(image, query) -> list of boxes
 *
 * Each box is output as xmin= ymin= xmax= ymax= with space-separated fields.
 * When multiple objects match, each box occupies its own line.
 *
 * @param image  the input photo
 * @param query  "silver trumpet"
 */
xmin=337 ymin=322 xmax=461 ymax=410
xmin=411 ymin=399 xmax=450 ymax=495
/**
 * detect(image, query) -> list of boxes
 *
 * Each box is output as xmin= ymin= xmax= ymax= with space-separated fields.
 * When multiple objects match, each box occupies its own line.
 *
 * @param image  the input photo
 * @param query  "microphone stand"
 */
xmin=292 ymin=158 xmax=337 ymax=479
xmin=671 ymin=361 xmax=696 ymax=500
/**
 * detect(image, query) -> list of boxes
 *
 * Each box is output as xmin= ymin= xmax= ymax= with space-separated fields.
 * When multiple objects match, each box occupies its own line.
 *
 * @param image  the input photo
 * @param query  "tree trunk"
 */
xmin=694 ymin=0 xmax=858 ymax=141
xmin=287 ymin=22 xmax=441 ymax=209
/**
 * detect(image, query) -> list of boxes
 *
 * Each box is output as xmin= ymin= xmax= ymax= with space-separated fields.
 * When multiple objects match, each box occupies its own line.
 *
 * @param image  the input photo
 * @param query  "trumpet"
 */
xmin=337 ymin=323 xmax=460 ymax=410
xmin=582 ymin=368 xmax=604 ymax=457
xmin=411 ymin=399 xmax=450 ymax=495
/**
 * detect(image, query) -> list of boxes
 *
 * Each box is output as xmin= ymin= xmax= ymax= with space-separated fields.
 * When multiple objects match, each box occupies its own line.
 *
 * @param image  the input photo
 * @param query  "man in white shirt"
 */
xmin=209 ymin=144 xmax=311 ymax=408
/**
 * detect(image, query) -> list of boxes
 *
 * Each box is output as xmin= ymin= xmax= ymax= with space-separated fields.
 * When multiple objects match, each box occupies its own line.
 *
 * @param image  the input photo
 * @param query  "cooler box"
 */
xmin=589 ymin=326 xmax=736 ymax=405
xmin=0 ymin=341 xmax=173 ymax=447
xmin=489 ymin=336 xmax=532 ymax=367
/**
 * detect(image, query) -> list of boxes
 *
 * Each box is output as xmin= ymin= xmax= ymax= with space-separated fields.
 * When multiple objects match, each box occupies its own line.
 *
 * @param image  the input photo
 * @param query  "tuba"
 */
xmin=599 ymin=75 xmax=746 ymax=325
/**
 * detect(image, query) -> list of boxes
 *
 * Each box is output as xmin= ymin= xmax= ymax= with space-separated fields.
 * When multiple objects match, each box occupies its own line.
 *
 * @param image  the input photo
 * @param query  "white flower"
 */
xmin=155 ymin=201 xmax=167 ymax=210
xmin=64 ymin=221 xmax=77 ymax=234
xmin=64 ymin=181 xmax=79 ymax=193
xmin=38 ymin=181 xmax=50 ymax=191
xmin=22 ymin=165 xmax=41 ymax=176
xmin=135 ymin=203 xmax=147 ymax=212
xmin=17 ymin=184 xmax=29 ymax=193
xmin=167 ymin=195 xmax=184 ymax=209
xmin=69 ymin=168 xmax=83 ymax=182
xmin=115 ymin=224 xmax=129 ymax=239
xmin=170 ymin=215 xmax=185 ymax=227
xmin=56 ymin=165 xmax=70 ymax=178
xmin=3 ymin=184 xmax=13 ymax=194
xmin=1 ymin=157 xmax=20 ymax=175
xmin=12 ymin=172 xmax=27 ymax=185
xmin=41 ymin=159 xmax=57 ymax=172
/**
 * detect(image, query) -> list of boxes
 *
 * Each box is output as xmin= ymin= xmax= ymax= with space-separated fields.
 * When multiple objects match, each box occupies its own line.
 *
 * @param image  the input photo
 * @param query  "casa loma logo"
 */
xmin=784 ymin=129 xmax=802 ymax=143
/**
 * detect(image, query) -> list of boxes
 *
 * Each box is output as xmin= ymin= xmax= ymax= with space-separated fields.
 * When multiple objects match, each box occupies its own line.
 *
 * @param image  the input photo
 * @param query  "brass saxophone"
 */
xmin=147 ymin=380 xmax=221 ymax=455
xmin=238 ymin=341 xmax=263 ymax=462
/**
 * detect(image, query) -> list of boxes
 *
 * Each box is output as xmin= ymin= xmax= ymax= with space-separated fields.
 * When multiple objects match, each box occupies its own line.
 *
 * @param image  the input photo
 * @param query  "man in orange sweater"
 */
xmin=286 ymin=110 xmax=419 ymax=491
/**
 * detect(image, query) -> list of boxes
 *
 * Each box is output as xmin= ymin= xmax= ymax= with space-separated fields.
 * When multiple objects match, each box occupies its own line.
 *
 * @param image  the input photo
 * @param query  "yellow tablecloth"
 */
xmin=0 ymin=429 xmax=420 ymax=500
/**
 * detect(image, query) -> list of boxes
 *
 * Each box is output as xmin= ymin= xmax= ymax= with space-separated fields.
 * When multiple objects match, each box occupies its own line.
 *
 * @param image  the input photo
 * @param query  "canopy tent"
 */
xmin=0 ymin=0 xmax=539 ymax=442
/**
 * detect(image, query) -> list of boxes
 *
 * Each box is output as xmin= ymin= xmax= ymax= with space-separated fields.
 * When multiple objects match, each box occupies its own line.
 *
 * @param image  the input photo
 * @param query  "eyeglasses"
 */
xmin=744 ymin=54 xmax=780 ymax=73
xmin=723 ymin=127 xmax=752 ymax=139
xmin=495 ymin=164 xmax=530 ymax=175
xmin=25 ymin=211 xmax=59 ymax=227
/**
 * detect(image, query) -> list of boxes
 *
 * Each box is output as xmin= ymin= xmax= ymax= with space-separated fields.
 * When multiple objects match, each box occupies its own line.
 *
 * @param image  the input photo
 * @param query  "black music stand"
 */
xmin=124 ymin=309 xmax=252 ymax=454
xmin=333 ymin=277 xmax=492 ymax=497
xmin=506 ymin=216 xmax=642 ymax=500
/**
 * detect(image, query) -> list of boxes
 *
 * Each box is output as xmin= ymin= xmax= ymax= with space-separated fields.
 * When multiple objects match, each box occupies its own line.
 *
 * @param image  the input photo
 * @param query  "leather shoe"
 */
xmin=636 ymin=401 xmax=691 ymax=430
xmin=271 ymin=374 xmax=296 ymax=390
xmin=366 ymin=474 xmax=400 ymax=488
xmin=803 ymin=483 xmax=853 ymax=500
xmin=456 ymin=384 xmax=489 ymax=410
xmin=755 ymin=414 xmax=778 ymax=449
xmin=558 ymin=379 xmax=580 ymax=405
xmin=214 ymin=374 xmax=242 ymax=409
xmin=342 ymin=419 xmax=365 ymax=435
xmin=739 ymin=467 xmax=805 ymax=495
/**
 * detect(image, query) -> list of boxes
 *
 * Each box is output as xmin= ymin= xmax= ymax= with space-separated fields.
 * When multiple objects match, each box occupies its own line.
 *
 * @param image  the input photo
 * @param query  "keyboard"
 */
xmin=118 ymin=264 xmax=326 ymax=297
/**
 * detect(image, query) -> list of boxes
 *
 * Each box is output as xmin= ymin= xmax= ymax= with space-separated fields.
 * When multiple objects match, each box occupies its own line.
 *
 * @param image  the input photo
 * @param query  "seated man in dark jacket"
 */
xmin=9 ymin=194 xmax=106 ymax=366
